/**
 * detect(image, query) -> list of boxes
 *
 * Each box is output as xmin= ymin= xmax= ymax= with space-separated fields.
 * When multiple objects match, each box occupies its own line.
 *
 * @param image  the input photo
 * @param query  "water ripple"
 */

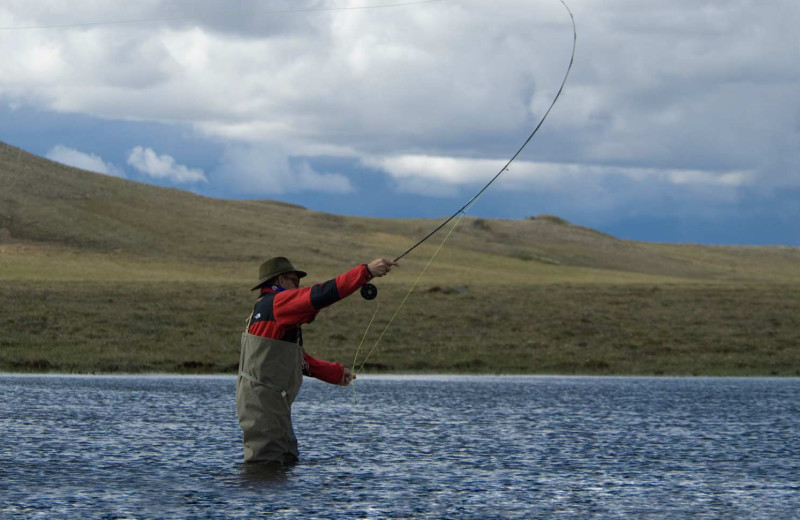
xmin=2 ymin=375 xmax=798 ymax=519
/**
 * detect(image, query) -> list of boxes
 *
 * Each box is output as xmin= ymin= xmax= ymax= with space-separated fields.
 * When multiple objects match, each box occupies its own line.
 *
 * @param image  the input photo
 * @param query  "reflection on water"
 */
xmin=1 ymin=375 xmax=799 ymax=519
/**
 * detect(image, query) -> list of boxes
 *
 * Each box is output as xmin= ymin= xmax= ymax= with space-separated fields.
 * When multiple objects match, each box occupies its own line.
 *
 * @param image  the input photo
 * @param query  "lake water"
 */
xmin=1 ymin=375 xmax=798 ymax=519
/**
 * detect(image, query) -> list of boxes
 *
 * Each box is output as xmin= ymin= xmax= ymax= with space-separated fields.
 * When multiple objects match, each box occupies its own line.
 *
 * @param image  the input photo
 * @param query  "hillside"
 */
xmin=2 ymin=141 xmax=796 ymax=283
xmin=1 ymin=141 xmax=798 ymax=376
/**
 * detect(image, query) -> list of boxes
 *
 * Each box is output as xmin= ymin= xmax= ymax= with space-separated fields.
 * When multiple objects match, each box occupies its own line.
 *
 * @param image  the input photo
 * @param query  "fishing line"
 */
xmin=342 ymin=0 xmax=577 ymax=462
xmin=355 ymin=213 xmax=465 ymax=376
xmin=338 ymin=214 xmax=463 ymax=465
xmin=335 ymin=299 xmax=381 ymax=467
xmin=0 ymin=0 xmax=443 ymax=30
xmin=351 ymin=301 xmax=381 ymax=377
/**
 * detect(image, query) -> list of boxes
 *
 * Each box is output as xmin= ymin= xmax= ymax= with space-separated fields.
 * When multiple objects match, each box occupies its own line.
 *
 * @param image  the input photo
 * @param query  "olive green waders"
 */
xmin=236 ymin=332 xmax=304 ymax=464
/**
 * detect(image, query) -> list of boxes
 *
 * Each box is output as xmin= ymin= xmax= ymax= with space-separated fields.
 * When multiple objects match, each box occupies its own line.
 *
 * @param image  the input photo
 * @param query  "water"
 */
xmin=1 ymin=375 xmax=798 ymax=519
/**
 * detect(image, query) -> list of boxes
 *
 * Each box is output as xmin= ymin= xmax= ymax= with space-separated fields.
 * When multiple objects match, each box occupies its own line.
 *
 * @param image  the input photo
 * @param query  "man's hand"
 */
xmin=367 ymin=258 xmax=398 ymax=278
xmin=340 ymin=367 xmax=356 ymax=386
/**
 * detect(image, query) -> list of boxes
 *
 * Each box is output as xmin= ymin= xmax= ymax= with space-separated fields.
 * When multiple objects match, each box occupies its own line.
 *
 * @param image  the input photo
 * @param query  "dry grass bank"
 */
xmin=2 ymin=278 xmax=797 ymax=376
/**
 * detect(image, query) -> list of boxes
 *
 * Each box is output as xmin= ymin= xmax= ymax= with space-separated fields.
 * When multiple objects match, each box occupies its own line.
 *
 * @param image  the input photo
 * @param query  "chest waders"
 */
xmin=236 ymin=332 xmax=303 ymax=464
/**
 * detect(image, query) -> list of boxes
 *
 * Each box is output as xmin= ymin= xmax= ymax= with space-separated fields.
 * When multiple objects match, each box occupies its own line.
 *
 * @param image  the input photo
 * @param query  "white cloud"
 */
xmin=212 ymin=144 xmax=353 ymax=196
xmin=365 ymin=155 xmax=503 ymax=185
xmin=46 ymin=145 xmax=125 ymax=177
xmin=126 ymin=146 xmax=206 ymax=183
xmin=367 ymin=154 xmax=755 ymax=196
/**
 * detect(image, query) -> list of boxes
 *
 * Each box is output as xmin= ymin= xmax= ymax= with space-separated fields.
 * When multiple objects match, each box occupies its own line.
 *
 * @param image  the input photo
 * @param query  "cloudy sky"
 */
xmin=1 ymin=0 xmax=798 ymax=245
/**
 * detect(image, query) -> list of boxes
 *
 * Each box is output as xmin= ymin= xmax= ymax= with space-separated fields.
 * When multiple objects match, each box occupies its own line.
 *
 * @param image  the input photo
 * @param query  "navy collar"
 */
xmin=260 ymin=285 xmax=287 ymax=295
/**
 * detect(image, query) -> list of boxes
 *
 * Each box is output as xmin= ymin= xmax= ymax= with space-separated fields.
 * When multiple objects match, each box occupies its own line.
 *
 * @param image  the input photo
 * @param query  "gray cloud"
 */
xmin=2 ymin=0 xmax=798 ymax=202
xmin=212 ymin=144 xmax=353 ymax=195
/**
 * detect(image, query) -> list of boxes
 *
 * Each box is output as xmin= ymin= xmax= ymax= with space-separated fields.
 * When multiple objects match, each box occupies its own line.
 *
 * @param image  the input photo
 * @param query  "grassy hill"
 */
xmin=1 ymin=141 xmax=798 ymax=375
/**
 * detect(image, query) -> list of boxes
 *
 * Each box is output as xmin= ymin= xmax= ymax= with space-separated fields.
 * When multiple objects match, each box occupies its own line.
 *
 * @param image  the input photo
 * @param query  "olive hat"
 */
xmin=251 ymin=256 xmax=307 ymax=290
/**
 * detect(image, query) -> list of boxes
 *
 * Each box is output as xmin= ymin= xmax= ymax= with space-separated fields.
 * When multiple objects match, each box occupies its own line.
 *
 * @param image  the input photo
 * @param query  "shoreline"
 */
xmin=1 ymin=372 xmax=798 ymax=380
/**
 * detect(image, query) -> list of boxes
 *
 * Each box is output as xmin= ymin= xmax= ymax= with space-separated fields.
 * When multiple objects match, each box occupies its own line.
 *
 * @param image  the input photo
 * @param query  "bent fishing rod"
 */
xmin=361 ymin=0 xmax=577 ymax=301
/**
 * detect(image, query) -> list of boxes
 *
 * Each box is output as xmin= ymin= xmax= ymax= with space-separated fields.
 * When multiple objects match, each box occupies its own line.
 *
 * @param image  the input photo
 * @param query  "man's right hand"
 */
xmin=367 ymin=258 xmax=398 ymax=277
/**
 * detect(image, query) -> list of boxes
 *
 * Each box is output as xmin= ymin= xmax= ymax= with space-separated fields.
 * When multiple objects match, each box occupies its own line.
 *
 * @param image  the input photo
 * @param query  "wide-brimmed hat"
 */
xmin=251 ymin=256 xmax=307 ymax=290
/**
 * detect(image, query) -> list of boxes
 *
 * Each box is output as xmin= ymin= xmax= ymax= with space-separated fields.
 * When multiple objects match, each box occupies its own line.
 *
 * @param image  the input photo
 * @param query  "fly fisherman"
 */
xmin=237 ymin=256 xmax=397 ymax=465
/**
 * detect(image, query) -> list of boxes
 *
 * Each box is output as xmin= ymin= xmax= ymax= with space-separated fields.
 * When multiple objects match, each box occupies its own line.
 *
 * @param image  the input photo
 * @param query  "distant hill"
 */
xmin=1 ymin=140 xmax=797 ymax=284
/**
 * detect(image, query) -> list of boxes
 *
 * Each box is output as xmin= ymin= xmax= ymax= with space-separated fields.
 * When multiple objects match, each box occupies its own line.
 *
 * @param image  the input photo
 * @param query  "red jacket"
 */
xmin=247 ymin=264 xmax=371 ymax=384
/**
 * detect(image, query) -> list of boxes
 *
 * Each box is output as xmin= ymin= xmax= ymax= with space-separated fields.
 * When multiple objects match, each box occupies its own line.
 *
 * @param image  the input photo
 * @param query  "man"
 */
xmin=236 ymin=256 xmax=397 ymax=465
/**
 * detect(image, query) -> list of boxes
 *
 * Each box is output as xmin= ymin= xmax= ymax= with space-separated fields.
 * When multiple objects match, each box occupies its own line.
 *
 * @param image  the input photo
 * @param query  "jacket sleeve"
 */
xmin=303 ymin=352 xmax=345 ymax=385
xmin=273 ymin=264 xmax=371 ymax=327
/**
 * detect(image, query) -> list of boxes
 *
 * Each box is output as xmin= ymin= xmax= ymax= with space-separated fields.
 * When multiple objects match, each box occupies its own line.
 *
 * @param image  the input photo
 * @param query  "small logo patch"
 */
xmin=254 ymin=313 xmax=261 ymax=320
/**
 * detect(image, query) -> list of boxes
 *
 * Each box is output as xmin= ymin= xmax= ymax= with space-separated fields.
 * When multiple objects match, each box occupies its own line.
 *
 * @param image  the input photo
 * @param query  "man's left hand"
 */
xmin=340 ymin=367 xmax=356 ymax=386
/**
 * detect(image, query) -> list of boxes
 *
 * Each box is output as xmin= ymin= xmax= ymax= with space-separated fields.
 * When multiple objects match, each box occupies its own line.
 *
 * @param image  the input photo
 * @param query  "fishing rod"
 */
xmin=361 ymin=0 xmax=577 ymax=300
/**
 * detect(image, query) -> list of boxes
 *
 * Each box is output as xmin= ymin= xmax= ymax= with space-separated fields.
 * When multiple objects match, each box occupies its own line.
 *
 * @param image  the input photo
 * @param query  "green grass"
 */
xmin=1 ymin=279 xmax=797 ymax=376
xmin=1 ymin=141 xmax=799 ymax=376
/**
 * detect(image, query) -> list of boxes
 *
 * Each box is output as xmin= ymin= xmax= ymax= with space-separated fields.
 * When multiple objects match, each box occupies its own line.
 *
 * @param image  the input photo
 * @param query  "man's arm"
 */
xmin=272 ymin=264 xmax=371 ymax=327
xmin=302 ymin=353 xmax=348 ymax=385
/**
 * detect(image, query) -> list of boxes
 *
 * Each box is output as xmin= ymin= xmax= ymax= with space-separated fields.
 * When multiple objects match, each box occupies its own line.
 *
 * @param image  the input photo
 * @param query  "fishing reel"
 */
xmin=360 ymin=283 xmax=378 ymax=300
